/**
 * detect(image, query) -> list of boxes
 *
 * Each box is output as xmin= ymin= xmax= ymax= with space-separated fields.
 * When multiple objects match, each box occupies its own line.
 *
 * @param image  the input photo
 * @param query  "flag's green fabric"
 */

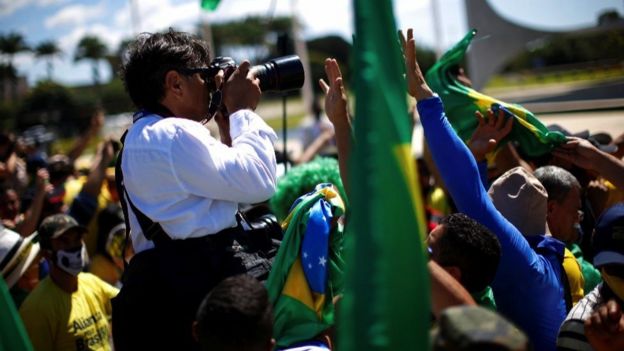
xmin=425 ymin=30 xmax=566 ymax=158
xmin=0 ymin=277 xmax=33 ymax=351
xmin=266 ymin=184 xmax=346 ymax=348
xmin=339 ymin=1 xmax=430 ymax=350
xmin=200 ymin=0 xmax=220 ymax=11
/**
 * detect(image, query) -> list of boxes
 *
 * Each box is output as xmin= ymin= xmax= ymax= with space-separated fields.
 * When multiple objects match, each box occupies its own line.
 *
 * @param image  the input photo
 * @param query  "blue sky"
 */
xmin=0 ymin=0 xmax=622 ymax=87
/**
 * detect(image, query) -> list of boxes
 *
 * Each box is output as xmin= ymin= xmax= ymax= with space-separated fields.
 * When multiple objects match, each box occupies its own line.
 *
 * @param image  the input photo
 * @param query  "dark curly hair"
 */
xmin=120 ymin=28 xmax=211 ymax=112
xmin=195 ymin=275 xmax=273 ymax=351
xmin=436 ymin=213 xmax=501 ymax=293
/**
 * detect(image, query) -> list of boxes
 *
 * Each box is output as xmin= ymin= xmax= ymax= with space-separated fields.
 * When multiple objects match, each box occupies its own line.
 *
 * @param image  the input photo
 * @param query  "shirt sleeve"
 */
xmin=170 ymin=109 xmax=278 ymax=204
xmin=417 ymin=96 xmax=544 ymax=283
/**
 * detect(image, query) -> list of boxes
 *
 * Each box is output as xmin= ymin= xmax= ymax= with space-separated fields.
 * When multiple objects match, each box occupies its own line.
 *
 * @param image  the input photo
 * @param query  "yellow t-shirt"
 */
xmin=562 ymin=248 xmax=585 ymax=306
xmin=19 ymin=273 xmax=119 ymax=351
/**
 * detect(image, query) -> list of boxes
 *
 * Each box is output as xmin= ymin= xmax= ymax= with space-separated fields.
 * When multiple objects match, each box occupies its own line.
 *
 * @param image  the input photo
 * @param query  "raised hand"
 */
xmin=552 ymin=137 xmax=600 ymax=171
xmin=585 ymin=299 xmax=624 ymax=351
xmin=318 ymin=58 xmax=349 ymax=126
xmin=468 ymin=109 xmax=514 ymax=162
xmin=398 ymin=28 xmax=434 ymax=101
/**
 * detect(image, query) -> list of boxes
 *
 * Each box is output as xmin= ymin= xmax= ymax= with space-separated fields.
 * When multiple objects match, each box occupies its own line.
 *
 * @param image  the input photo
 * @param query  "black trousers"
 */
xmin=111 ymin=237 xmax=249 ymax=351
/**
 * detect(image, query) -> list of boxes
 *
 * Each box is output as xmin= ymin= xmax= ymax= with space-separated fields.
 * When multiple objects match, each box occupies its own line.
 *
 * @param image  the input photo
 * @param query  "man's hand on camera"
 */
xmin=223 ymin=61 xmax=261 ymax=113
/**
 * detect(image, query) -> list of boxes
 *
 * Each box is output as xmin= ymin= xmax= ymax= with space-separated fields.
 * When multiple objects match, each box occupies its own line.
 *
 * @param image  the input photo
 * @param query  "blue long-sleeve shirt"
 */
xmin=418 ymin=96 xmax=566 ymax=351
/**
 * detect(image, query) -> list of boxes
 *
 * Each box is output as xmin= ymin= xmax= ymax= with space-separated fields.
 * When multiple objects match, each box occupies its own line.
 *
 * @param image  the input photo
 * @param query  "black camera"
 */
xmin=205 ymin=55 xmax=305 ymax=93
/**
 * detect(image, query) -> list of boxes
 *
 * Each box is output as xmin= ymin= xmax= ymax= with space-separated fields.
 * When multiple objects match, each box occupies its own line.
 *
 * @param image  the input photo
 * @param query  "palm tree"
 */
xmin=35 ymin=41 xmax=62 ymax=81
xmin=74 ymin=35 xmax=108 ymax=87
xmin=0 ymin=32 xmax=29 ymax=101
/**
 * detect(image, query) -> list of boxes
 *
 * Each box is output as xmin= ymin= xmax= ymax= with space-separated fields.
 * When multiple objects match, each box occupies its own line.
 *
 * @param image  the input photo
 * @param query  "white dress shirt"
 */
xmin=121 ymin=109 xmax=277 ymax=254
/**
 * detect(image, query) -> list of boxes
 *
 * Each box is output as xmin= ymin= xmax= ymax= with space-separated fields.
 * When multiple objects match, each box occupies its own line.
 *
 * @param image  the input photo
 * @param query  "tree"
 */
xmin=0 ymin=32 xmax=29 ymax=101
xmin=74 ymin=35 xmax=108 ymax=87
xmin=35 ymin=41 xmax=62 ymax=81
xmin=105 ymin=38 xmax=133 ymax=80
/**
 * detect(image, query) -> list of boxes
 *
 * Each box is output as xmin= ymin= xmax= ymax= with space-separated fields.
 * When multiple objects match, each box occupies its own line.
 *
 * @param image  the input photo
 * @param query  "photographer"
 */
xmin=112 ymin=29 xmax=278 ymax=350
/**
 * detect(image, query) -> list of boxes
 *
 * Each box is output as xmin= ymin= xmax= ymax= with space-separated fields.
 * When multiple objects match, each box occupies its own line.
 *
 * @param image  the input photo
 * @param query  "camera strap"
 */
xmin=115 ymin=129 xmax=172 ymax=267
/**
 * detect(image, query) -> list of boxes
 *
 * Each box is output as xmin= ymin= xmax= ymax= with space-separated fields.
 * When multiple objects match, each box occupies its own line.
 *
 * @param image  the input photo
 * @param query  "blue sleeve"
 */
xmin=477 ymin=160 xmax=489 ymax=190
xmin=417 ymin=97 xmax=543 ymax=283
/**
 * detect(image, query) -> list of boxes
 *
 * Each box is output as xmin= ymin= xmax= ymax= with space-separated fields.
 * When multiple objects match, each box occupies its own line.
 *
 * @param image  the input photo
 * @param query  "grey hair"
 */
xmin=534 ymin=166 xmax=581 ymax=203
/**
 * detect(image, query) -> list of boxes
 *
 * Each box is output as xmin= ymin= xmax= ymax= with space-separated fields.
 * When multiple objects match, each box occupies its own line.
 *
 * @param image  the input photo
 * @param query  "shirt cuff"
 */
xmin=229 ymin=109 xmax=278 ymax=142
xmin=416 ymin=94 xmax=444 ymax=116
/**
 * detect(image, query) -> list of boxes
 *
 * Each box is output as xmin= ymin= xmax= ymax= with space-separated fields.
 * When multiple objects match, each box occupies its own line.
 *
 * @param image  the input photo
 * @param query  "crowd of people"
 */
xmin=1 ymin=26 xmax=623 ymax=351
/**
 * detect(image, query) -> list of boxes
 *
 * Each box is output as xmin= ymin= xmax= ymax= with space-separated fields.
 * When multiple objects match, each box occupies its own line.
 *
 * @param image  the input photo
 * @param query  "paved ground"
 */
xmin=539 ymin=109 xmax=624 ymax=138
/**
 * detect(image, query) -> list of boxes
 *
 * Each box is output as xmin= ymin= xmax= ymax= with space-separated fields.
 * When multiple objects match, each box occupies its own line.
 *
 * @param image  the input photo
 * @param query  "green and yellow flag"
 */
xmin=0 ymin=278 xmax=33 ymax=351
xmin=266 ymin=184 xmax=346 ymax=348
xmin=338 ymin=1 xmax=430 ymax=350
xmin=200 ymin=0 xmax=220 ymax=11
xmin=425 ymin=30 xmax=566 ymax=158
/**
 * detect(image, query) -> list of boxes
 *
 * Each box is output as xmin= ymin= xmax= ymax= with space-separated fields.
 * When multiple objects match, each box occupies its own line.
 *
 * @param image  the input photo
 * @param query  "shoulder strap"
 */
xmin=115 ymin=130 xmax=170 ymax=255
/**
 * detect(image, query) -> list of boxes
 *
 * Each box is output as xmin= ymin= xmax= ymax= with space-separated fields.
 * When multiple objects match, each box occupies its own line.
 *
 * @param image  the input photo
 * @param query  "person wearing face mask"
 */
xmin=19 ymin=214 xmax=119 ymax=351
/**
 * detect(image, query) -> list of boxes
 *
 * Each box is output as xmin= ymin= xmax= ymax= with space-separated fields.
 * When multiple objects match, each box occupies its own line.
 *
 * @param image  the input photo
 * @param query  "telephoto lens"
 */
xmin=252 ymin=55 xmax=305 ymax=92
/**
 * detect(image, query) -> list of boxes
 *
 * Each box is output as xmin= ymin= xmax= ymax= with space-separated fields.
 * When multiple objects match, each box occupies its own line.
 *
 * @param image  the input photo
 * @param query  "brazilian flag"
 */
xmin=266 ymin=184 xmax=346 ymax=348
xmin=338 ymin=1 xmax=430 ymax=350
xmin=425 ymin=29 xmax=566 ymax=157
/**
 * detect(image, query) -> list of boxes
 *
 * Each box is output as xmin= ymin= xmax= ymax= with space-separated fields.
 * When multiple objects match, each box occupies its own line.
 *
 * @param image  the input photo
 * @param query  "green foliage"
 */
xmin=0 ymin=102 xmax=17 ymax=130
xmin=100 ymin=78 xmax=134 ymax=114
xmin=307 ymin=35 xmax=352 ymax=96
xmin=16 ymin=81 xmax=89 ymax=136
xmin=212 ymin=16 xmax=292 ymax=52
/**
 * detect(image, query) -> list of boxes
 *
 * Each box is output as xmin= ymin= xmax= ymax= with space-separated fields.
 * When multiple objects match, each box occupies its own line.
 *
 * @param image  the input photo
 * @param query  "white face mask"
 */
xmin=55 ymin=244 xmax=89 ymax=276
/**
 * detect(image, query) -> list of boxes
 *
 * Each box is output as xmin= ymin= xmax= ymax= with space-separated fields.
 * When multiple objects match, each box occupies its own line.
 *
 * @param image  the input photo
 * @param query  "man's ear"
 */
xmin=164 ymin=70 xmax=184 ymax=98
xmin=547 ymin=200 xmax=557 ymax=216
xmin=444 ymin=265 xmax=462 ymax=283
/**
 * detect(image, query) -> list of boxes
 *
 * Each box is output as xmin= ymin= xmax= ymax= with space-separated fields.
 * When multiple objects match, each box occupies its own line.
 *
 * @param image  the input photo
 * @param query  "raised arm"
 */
xmin=319 ymin=58 xmax=352 ymax=196
xmin=553 ymin=137 xmax=624 ymax=190
xmin=400 ymin=28 xmax=539 ymax=278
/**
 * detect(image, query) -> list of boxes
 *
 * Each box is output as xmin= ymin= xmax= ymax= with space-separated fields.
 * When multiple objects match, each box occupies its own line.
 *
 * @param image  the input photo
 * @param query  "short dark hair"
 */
xmin=436 ymin=213 xmax=501 ymax=293
xmin=195 ymin=275 xmax=273 ymax=351
xmin=534 ymin=166 xmax=580 ymax=203
xmin=121 ymin=29 xmax=211 ymax=112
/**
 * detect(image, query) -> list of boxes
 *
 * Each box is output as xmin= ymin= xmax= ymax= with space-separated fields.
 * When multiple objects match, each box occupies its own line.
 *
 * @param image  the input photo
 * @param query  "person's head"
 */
xmin=38 ymin=214 xmax=88 ymax=277
xmin=534 ymin=166 xmax=583 ymax=244
xmin=488 ymin=167 xmax=548 ymax=237
xmin=194 ymin=275 xmax=274 ymax=351
xmin=46 ymin=154 xmax=74 ymax=186
xmin=97 ymin=204 xmax=129 ymax=271
xmin=270 ymin=157 xmax=346 ymax=221
xmin=121 ymin=29 xmax=212 ymax=121
xmin=0 ymin=226 xmax=41 ymax=289
xmin=432 ymin=305 xmax=529 ymax=351
xmin=427 ymin=213 xmax=501 ymax=293
xmin=592 ymin=203 xmax=624 ymax=300
xmin=0 ymin=186 xmax=20 ymax=220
